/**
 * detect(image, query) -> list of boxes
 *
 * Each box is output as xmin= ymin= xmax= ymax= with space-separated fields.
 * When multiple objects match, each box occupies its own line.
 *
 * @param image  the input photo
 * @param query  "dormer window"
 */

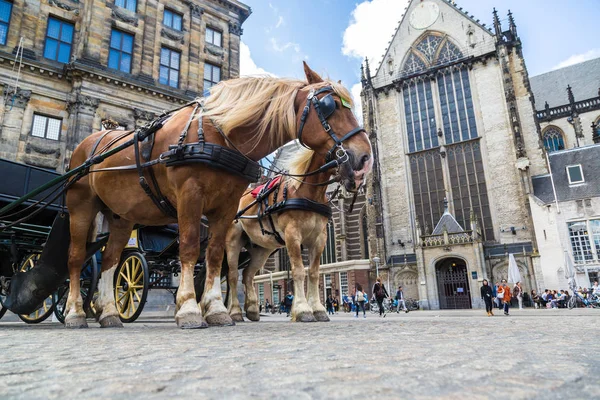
xmin=567 ymin=165 xmax=584 ymax=184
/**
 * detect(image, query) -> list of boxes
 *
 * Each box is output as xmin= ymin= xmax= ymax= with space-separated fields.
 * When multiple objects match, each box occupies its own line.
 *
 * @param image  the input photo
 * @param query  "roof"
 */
xmin=532 ymin=144 xmax=600 ymax=204
xmin=530 ymin=57 xmax=600 ymax=108
xmin=431 ymin=206 xmax=465 ymax=234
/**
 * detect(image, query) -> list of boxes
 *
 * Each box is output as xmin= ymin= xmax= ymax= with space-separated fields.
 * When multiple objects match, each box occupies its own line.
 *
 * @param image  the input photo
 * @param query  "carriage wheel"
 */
xmin=114 ymin=251 xmax=149 ymax=323
xmin=52 ymin=256 xmax=100 ymax=324
xmin=18 ymin=253 xmax=54 ymax=324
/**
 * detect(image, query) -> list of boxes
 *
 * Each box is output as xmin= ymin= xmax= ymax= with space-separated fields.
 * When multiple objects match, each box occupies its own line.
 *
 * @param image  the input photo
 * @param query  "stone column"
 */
xmin=227 ymin=22 xmax=243 ymax=79
xmin=416 ymin=247 xmax=430 ymax=309
xmin=66 ymin=94 xmax=100 ymax=160
xmin=0 ymin=88 xmax=31 ymax=161
xmin=187 ymin=2 xmax=204 ymax=94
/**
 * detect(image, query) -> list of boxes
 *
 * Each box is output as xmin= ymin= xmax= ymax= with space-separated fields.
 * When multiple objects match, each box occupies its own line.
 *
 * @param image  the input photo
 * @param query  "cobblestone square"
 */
xmin=0 ymin=309 xmax=598 ymax=399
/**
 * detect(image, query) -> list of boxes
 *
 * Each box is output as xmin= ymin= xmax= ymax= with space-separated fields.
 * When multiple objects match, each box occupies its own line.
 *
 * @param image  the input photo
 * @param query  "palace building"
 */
xmin=0 ymin=0 xmax=250 ymax=172
xmin=360 ymin=0 xmax=600 ymax=309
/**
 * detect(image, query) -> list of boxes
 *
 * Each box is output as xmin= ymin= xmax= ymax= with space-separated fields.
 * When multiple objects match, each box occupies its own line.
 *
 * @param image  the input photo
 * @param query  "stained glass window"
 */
xmin=320 ymin=220 xmax=337 ymax=265
xmin=401 ymin=34 xmax=464 ymax=77
xmin=415 ymin=35 xmax=442 ymax=63
xmin=401 ymin=53 xmax=427 ymax=76
xmin=403 ymin=79 xmax=438 ymax=152
xmin=542 ymin=127 xmax=565 ymax=153
xmin=438 ymin=67 xmax=478 ymax=144
xmin=437 ymin=40 xmax=463 ymax=65
xmin=410 ymin=150 xmax=446 ymax=231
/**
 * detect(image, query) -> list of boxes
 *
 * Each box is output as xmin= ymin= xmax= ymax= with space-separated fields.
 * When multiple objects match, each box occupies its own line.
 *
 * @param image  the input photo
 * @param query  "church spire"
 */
xmin=364 ymin=57 xmax=372 ymax=87
xmin=508 ymin=10 xmax=518 ymax=38
xmin=492 ymin=8 xmax=502 ymax=39
xmin=361 ymin=62 xmax=366 ymax=87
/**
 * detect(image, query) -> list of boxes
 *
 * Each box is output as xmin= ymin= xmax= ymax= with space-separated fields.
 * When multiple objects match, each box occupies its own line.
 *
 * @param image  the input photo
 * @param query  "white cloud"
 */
xmin=240 ymin=42 xmax=274 ymax=77
xmin=275 ymin=16 xmax=284 ymax=28
xmin=351 ymin=83 xmax=364 ymax=124
xmin=270 ymin=37 xmax=301 ymax=54
xmin=552 ymin=49 xmax=600 ymax=70
xmin=342 ymin=0 xmax=409 ymax=66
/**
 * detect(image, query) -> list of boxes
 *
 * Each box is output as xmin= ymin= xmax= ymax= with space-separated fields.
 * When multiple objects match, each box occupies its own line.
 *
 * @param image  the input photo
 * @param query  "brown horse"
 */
xmin=64 ymin=62 xmax=372 ymax=329
xmin=225 ymin=144 xmax=369 ymax=323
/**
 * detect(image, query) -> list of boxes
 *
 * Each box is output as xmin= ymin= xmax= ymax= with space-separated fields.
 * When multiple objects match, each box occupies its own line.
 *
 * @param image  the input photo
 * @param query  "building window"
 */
xmin=163 ymin=9 xmax=182 ymax=31
xmin=324 ymin=274 xmax=332 ymax=299
xmin=0 ymin=0 xmax=12 ymax=46
xmin=320 ymin=220 xmax=337 ymax=265
xmin=43 ymin=17 xmax=74 ymax=63
xmin=339 ymin=272 xmax=348 ymax=298
xmin=204 ymin=63 xmax=221 ymax=92
xmin=566 ymin=165 xmax=584 ymax=184
xmin=258 ymin=283 xmax=264 ymax=305
xmin=31 ymin=114 xmax=61 ymax=141
xmin=569 ymin=221 xmax=595 ymax=264
xmin=206 ymin=27 xmax=222 ymax=47
xmin=542 ymin=126 xmax=565 ymax=153
xmin=115 ymin=0 xmax=136 ymax=12
xmin=403 ymin=79 xmax=438 ymax=152
xmin=438 ymin=67 xmax=478 ymax=144
xmin=108 ymin=29 xmax=133 ymax=73
xmin=361 ymin=211 xmax=370 ymax=259
xmin=159 ymin=47 xmax=180 ymax=88
xmin=273 ymin=286 xmax=280 ymax=305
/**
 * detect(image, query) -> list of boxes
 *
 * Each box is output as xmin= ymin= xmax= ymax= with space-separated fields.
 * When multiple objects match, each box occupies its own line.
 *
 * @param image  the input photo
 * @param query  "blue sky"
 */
xmin=239 ymin=0 xmax=600 ymax=109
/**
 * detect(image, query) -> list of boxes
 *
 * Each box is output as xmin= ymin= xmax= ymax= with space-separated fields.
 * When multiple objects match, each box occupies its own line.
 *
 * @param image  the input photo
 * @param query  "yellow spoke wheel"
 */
xmin=114 ymin=251 xmax=149 ymax=323
xmin=18 ymin=253 xmax=55 ymax=324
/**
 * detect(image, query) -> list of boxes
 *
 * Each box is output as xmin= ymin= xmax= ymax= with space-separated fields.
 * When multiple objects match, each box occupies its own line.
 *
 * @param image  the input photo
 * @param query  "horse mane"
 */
xmin=285 ymin=147 xmax=315 ymax=189
xmin=201 ymin=76 xmax=354 ymax=153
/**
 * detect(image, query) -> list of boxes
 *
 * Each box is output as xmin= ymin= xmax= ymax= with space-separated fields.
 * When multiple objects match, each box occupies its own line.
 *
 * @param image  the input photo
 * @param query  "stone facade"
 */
xmin=361 ymin=0 xmax=555 ymax=309
xmin=0 ymin=0 xmax=250 ymax=172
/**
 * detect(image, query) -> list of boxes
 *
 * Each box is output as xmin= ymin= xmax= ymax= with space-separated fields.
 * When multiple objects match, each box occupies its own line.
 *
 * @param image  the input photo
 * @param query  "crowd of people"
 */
xmin=481 ymin=280 xmax=600 ymax=315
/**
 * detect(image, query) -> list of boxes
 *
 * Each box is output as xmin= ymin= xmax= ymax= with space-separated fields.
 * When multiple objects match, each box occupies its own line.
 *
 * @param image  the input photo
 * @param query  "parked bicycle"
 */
xmin=568 ymin=292 xmax=599 ymax=309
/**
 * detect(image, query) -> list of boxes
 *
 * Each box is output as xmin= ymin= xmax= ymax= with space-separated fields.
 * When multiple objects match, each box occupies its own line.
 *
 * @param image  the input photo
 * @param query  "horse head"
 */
xmin=295 ymin=62 xmax=373 ymax=193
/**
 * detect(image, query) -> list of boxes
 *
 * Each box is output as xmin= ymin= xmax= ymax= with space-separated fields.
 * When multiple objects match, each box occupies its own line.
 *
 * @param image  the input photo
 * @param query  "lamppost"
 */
xmin=372 ymin=256 xmax=381 ymax=278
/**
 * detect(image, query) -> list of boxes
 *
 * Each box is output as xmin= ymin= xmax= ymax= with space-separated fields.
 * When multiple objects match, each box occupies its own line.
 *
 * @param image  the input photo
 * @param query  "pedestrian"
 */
xmin=372 ymin=277 xmax=389 ymax=317
xmin=531 ymin=290 xmax=540 ymax=309
xmin=593 ymin=281 xmax=600 ymax=296
xmin=333 ymin=296 xmax=339 ymax=313
xmin=494 ymin=282 xmax=501 ymax=309
xmin=498 ymin=279 xmax=512 ymax=315
xmin=480 ymin=279 xmax=494 ymax=316
xmin=354 ymin=284 xmax=366 ymax=318
xmin=395 ymin=286 xmax=408 ymax=313
xmin=326 ymin=295 xmax=334 ymax=315
xmin=513 ymin=281 xmax=523 ymax=310
xmin=284 ymin=291 xmax=294 ymax=317
xmin=265 ymin=299 xmax=271 ymax=313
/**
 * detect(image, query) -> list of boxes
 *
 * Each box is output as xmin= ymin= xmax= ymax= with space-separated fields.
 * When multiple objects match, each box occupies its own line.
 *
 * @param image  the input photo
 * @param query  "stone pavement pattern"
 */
xmin=0 ymin=309 xmax=599 ymax=399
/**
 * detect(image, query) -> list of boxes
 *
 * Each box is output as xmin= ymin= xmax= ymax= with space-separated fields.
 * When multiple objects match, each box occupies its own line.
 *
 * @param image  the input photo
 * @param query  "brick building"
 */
xmin=0 ymin=0 xmax=250 ymax=172
xmin=360 ymin=0 xmax=600 ymax=309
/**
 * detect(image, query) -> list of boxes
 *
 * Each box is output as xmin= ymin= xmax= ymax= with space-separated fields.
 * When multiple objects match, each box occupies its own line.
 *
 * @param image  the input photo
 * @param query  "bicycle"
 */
xmin=568 ymin=292 xmax=599 ymax=309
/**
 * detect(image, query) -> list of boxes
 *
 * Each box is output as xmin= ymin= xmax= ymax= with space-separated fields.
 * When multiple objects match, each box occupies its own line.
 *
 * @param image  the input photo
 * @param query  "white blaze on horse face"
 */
xmin=97 ymin=265 xmax=118 ymax=317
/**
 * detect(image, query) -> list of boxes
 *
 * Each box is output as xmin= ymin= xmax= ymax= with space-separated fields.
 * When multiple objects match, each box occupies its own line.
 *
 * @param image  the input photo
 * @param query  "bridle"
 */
xmin=296 ymin=85 xmax=366 ymax=173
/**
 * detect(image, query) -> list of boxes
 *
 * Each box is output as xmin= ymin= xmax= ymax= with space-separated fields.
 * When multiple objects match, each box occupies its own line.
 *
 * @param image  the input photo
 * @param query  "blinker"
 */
xmin=319 ymin=94 xmax=336 ymax=120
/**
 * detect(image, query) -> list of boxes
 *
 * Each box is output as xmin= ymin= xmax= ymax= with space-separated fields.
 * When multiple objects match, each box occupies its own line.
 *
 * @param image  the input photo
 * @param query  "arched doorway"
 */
xmin=435 ymin=258 xmax=472 ymax=309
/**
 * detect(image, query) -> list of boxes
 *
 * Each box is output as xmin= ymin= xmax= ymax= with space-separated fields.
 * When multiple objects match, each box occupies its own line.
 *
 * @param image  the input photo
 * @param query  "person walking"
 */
xmin=284 ymin=291 xmax=294 ymax=317
xmin=395 ymin=286 xmax=408 ymax=313
xmin=326 ymin=295 xmax=334 ymax=315
xmin=531 ymin=290 xmax=540 ymax=309
xmin=372 ymin=277 xmax=389 ymax=317
xmin=513 ymin=281 xmax=523 ymax=310
xmin=494 ymin=281 xmax=501 ymax=309
xmin=498 ymin=279 xmax=512 ymax=315
xmin=354 ymin=284 xmax=366 ymax=318
xmin=480 ymin=279 xmax=494 ymax=316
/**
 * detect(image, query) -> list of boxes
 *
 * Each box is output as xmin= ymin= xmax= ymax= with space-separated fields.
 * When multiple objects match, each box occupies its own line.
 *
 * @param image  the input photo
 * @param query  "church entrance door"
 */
xmin=436 ymin=258 xmax=472 ymax=309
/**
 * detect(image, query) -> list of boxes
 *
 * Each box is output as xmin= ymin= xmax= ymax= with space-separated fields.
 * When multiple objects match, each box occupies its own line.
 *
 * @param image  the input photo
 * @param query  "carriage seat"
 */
xmin=251 ymin=176 xmax=282 ymax=198
xmin=139 ymin=225 xmax=179 ymax=253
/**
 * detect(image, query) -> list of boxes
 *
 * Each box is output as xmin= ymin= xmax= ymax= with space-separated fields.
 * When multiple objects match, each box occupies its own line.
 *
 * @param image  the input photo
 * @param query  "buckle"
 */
xmin=324 ymin=123 xmax=331 ymax=132
xmin=335 ymin=147 xmax=349 ymax=163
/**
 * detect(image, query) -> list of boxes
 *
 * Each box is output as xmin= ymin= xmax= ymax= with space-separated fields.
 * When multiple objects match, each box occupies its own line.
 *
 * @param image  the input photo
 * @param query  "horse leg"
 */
xmin=242 ymin=247 xmax=272 ymax=322
xmin=175 ymin=212 xmax=208 ymax=329
xmin=95 ymin=215 xmax=134 ymax=328
xmin=286 ymin=234 xmax=315 ymax=323
xmin=201 ymin=213 xmax=236 ymax=327
xmin=225 ymin=222 xmax=244 ymax=322
xmin=64 ymin=203 xmax=100 ymax=328
xmin=307 ymin=235 xmax=329 ymax=322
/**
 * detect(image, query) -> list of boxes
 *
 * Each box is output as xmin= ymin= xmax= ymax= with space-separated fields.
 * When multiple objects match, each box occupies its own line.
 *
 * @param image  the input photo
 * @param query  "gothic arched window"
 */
xmin=320 ymin=220 xmax=337 ymax=265
xmin=400 ymin=33 xmax=464 ymax=76
xmin=542 ymin=126 xmax=565 ymax=153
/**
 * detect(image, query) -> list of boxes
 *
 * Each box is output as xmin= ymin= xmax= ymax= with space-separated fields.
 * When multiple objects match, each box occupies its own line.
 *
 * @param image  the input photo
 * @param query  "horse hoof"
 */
xmin=230 ymin=313 xmax=244 ymax=322
xmin=246 ymin=311 xmax=260 ymax=322
xmin=294 ymin=311 xmax=316 ymax=323
xmin=205 ymin=312 xmax=235 ymax=326
xmin=99 ymin=315 xmax=123 ymax=328
xmin=64 ymin=316 xmax=88 ymax=329
xmin=313 ymin=310 xmax=330 ymax=322
xmin=176 ymin=313 xmax=208 ymax=329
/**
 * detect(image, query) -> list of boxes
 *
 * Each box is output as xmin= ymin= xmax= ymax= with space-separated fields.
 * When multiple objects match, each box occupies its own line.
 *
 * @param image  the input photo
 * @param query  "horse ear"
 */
xmin=303 ymin=61 xmax=323 ymax=84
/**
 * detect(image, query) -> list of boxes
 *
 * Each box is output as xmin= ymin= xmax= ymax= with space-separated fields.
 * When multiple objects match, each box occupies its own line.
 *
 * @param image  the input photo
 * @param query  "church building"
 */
xmin=360 ymin=0 xmax=599 ymax=309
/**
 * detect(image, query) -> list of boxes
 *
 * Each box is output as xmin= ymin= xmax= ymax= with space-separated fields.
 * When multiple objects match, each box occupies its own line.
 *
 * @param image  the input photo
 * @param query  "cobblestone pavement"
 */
xmin=0 ymin=308 xmax=598 ymax=399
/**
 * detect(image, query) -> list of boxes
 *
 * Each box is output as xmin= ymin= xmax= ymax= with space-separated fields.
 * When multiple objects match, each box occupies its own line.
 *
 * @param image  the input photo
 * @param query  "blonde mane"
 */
xmin=286 ymin=147 xmax=316 ymax=189
xmin=201 ymin=76 xmax=354 ymax=153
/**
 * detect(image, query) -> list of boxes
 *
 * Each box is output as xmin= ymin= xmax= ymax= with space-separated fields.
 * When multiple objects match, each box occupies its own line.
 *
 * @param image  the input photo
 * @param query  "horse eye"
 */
xmin=335 ymin=101 xmax=341 ymax=109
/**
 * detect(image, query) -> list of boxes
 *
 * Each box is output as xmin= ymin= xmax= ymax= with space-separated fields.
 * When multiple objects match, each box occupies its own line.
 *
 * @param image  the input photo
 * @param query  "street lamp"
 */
xmin=372 ymin=256 xmax=381 ymax=278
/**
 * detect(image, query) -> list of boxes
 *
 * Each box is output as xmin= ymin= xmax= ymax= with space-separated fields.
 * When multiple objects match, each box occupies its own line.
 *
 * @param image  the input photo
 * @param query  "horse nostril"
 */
xmin=358 ymin=154 xmax=370 ymax=170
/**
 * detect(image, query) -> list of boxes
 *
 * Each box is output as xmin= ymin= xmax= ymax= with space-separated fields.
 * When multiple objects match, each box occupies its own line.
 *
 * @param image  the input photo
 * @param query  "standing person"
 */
xmin=326 ymin=295 xmax=334 ymax=315
xmin=494 ymin=282 xmax=501 ymax=309
xmin=354 ymin=284 xmax=366 ymax=318
xmin=513 ymin=281 xmax=524 ymax=310
xmin=498 ymin=279 xmax=512 ymax=315
xmin=480 ymin=279 xmax=494 ymax=316
xmin=395 ymin=286 xmax=408 ymax=313
xmin=265 ymin=299 xmax=271 ymax=313
xmin=531 ymin=290 xmax=540 ymax=309
xmin=372 ymin=277 xmax=389 ymax=317
xmin=333 ymin=296 xmax=339 ymax=313
xmin=593 ymin=281 xmax=600 ymax=296
xmin=284 ymin=291 xmax=294 ymax=317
